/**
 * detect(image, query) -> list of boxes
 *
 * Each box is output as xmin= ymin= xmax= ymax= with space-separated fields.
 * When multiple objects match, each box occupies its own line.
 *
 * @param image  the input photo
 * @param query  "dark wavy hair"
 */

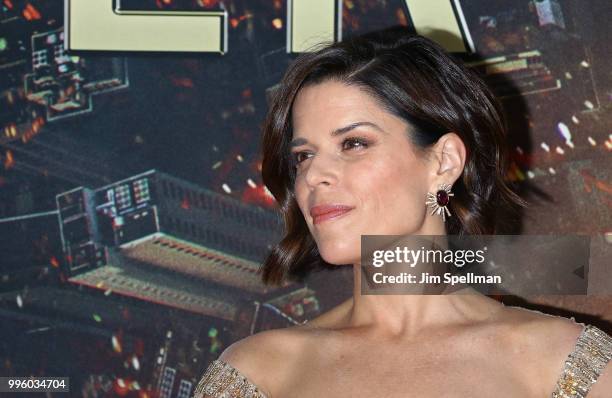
xmin=259 ymin=26 xmax=526 ymax=286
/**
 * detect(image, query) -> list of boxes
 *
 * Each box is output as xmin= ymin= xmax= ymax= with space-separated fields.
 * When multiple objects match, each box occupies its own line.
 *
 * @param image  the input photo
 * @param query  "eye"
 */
xmin=290 ymin=136 xmax=370 ymax=170
xmin=291 ymin=151 xmax=312 ymax=168
xmin=342 ymin=136 xmax=370 ymax=151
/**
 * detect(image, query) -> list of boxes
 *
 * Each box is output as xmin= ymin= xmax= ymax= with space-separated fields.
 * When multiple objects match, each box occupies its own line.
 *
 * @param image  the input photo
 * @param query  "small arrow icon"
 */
xmin=573 ymin=266 xmax=585 ymax=280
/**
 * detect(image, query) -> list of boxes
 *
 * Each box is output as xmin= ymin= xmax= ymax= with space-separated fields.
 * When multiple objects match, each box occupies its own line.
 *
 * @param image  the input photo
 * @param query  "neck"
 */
xmin=345 ymin=263 xmax=502 ymax=339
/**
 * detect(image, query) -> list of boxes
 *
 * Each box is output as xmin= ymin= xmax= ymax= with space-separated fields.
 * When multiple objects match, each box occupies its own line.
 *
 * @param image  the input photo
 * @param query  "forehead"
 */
xmin=291 ymin=80 xmax=393 ymax=135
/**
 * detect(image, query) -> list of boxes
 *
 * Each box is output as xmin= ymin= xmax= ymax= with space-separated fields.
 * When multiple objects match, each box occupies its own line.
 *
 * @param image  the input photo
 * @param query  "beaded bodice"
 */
xmin=193 ymin=324 xmax=611 ymax=398
xmin=193 ymin=359 xmax=270 ymax=398
xmin=551 ymin=324 xmax=612 ymax=397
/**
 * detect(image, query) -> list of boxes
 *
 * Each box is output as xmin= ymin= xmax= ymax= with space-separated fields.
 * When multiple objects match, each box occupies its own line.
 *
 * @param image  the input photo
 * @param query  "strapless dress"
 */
xmin=192 ymin=323 xmax=612 ymax=398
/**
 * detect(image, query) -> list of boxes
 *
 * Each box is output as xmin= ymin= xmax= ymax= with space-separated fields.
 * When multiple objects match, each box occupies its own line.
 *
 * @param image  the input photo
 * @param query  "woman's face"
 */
xmin=290 ymin=80 xmax=445 ymax=266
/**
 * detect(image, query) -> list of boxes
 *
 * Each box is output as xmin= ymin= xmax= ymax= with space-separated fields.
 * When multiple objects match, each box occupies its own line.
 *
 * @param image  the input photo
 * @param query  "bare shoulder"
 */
xmin=219 ymin=328 xmax=293 ymax=363
xmin=216 ymin=326 xmax=308 ymax=394
xmin=496 ymin=305 xmax=594 ymax=394
xmin=212 ymin=297 xmax=353 ymax=395
xmin=500 ymin=305 xmax=585 ymax=346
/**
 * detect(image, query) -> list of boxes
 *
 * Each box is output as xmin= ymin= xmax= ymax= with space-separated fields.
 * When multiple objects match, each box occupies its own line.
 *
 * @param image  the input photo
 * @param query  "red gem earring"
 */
xmin=425 ymin=183 xmax=454 ymax=222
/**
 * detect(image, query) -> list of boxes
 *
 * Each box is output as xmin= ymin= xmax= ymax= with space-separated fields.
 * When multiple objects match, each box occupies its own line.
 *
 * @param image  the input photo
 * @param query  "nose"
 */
xmin=303 ymin=152 xmax=339 ymax=189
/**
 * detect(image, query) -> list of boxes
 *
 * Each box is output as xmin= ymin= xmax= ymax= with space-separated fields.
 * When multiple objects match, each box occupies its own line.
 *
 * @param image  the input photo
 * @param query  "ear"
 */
xmin=428 ymin=132 xmax=466 ymax=188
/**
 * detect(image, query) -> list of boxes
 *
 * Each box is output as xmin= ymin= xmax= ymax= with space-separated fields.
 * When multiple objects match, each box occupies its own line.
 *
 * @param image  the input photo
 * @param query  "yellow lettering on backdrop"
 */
xmin=286 ymin=0 xmax=342 ymax=53
xmin=403 ymin=0 xmax=474 ymax=53
xmin=65 ymin=1 xmax=472 ymax=54
xmin=65 ymin=0 xmax=227 ymax=53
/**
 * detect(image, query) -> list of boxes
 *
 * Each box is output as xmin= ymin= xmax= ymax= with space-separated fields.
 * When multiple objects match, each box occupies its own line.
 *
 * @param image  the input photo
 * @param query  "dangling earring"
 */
xmin=426 ymin=183 xmax=454 ymax=222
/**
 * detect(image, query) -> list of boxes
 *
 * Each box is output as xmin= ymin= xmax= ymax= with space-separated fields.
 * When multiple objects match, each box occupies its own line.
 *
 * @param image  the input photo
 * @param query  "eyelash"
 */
xmin=291 ymin=136 xmax=370 ymax=167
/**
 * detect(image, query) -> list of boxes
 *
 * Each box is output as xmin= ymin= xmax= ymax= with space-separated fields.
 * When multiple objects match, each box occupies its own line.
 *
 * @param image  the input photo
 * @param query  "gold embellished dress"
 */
xmin=192 ymin=324 xmax=612 ymax=398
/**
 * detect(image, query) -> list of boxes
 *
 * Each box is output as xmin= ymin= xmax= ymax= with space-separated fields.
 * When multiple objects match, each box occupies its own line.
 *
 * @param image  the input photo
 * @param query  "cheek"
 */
xmin=294 ymin=179 xmax=313 ymax=225
xmin=294 ymin=189 xmax=305 ymax=214
xmin=289 ymin=148 xmax=428 ymax=265
xmin=356 ymin=155 xmax=428 ymax=231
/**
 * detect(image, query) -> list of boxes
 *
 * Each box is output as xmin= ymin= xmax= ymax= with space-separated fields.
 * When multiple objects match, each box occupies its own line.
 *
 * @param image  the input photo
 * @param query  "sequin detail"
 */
xmin=551 ymin=324 xmax=612 ymax=398
xmin=193 ymin=359 xmax=269 ymax=398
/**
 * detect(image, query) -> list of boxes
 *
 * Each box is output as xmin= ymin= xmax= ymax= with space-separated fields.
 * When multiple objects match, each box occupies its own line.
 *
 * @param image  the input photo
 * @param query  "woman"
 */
xmin=194 ymin=27 xmax=612 ymax=397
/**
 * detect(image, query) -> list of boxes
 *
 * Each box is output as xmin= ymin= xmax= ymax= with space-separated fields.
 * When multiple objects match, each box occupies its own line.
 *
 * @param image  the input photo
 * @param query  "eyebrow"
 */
xmin=290 ymin=121 xmax=385 ymax=148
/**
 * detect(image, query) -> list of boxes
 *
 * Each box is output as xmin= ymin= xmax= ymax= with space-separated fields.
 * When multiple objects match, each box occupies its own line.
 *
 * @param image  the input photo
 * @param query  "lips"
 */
xmin=310 ymin=204 xmax=354 ymax=225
